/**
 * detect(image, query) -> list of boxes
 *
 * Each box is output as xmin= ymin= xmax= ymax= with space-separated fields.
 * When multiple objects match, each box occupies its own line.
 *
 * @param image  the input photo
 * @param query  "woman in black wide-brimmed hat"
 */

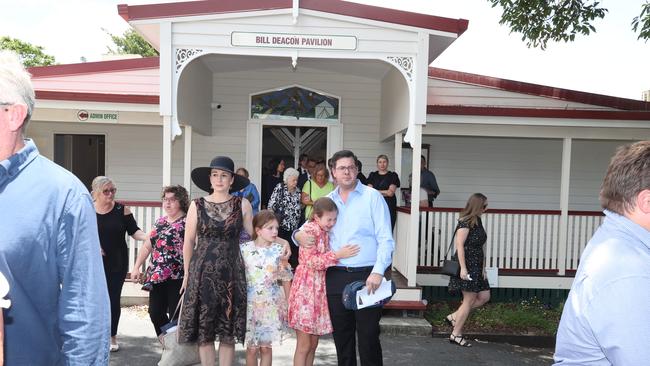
xmin=177 ymin=156 xmax=254 ymax=366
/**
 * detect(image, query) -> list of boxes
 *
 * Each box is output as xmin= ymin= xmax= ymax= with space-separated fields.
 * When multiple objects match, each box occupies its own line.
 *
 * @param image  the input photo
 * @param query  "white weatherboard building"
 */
xmin=26 ymin=0 xmax=650 ymax=302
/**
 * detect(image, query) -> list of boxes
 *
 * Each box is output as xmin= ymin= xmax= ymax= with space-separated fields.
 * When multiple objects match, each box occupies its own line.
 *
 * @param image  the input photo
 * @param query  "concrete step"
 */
xmin=120 ymin=281 xmax=148 ymax=306
xmin=380 ymin=316 xmax=432 ymax=337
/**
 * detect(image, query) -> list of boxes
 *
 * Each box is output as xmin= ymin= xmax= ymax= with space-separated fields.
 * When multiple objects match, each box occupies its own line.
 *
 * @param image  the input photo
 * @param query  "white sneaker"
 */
xmin=109 ymin=343 xmax=119 ymax=352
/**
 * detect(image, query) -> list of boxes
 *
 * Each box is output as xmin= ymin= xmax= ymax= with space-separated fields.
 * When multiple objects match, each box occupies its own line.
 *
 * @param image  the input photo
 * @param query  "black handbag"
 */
xmin=439 ymin=226 xmax=460 ymax=277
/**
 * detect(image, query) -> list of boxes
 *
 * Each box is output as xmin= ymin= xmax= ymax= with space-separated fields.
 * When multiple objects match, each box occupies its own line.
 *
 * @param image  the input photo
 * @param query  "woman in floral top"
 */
xmin=267 ymin=167 xmax=302 ymax=270
xmin=130 ymin=185 xmax=189 ymax=339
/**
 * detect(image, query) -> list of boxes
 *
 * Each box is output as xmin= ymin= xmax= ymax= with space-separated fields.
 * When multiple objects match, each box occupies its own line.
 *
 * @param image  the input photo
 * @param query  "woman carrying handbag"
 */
xmin=445 ymin=193 xmax=491 ymax=347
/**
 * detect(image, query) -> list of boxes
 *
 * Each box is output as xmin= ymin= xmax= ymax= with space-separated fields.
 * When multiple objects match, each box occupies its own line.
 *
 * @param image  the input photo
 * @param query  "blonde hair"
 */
xmin=91 ymin=176 xmax=115 ymax=200
xmin=458 ymin=193 xmax=487 ymax=228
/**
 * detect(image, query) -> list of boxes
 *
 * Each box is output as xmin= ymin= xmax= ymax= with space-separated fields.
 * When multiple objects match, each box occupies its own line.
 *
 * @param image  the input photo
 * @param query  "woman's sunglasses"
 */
xmin=102 ymin=188 xmax=117 ymax=195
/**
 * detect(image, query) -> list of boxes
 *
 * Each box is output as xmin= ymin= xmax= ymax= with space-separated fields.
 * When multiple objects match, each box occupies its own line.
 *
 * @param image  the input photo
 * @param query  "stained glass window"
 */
xmin=250 ymin=86 xmax=339 ymax=120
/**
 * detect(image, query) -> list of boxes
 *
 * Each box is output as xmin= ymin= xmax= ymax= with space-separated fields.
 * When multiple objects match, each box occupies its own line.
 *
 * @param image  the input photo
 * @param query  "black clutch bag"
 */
xmin=440 ymin=257 xmax=460 ymax=277
xmin=439 ymin=226 xmax=460 ymax=277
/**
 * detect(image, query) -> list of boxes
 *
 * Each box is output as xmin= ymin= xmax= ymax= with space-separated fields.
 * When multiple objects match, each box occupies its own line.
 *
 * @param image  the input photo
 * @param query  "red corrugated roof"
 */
xmin=117 ymin=0 xmax=468 ymax=36
xmin=428 ymin=67 xmax=650 ymax=112
xmin=427 ymin=105 xmax=650 ymax=120
xmin=28 ymin=57 xmax=159 ymax=78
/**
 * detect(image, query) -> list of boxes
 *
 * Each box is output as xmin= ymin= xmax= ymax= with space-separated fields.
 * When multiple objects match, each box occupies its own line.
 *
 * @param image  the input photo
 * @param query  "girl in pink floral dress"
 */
xmin=287 ymin=197 xmax=359 ymax=366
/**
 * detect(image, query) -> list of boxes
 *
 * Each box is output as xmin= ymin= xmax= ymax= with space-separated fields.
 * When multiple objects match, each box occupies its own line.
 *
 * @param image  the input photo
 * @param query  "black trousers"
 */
xmin=148 ymin=279 xmax=183 ymax=336
xmin=279 ymin=227 xmax=299 ymax=271
xmin=105 ymin=271 xmax=126 ymax=337
xmin=326 ymin=268 xmax=383 ymax=366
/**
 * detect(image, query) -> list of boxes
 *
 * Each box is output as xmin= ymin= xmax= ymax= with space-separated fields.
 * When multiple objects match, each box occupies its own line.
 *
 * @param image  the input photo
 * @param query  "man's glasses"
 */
xmin=335 ymin=165 xmax=357 ymax=173
xmin=102 ymin=188 xmax=117 ymax=195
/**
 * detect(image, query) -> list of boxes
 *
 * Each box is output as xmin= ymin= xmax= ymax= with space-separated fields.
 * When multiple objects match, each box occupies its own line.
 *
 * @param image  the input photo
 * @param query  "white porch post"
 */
xmin=403 ymin=32 xmax=430 ymax=286
xmin=394 ymin=132 xmax=403 ymax=207
xmin=557 ymin=138 xmax=572 ymax=275
xmin=162 ymin=116 xmax=172 ymax=186
xmin=407 ymin=125 xmax=423 ymax=286
xmin=184 ymin=125 xmax=192 ymax=189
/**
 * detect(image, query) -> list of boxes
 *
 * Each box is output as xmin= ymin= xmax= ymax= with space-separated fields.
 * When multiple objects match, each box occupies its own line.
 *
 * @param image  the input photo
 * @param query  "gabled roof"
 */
xmin=118 ymin=0 xmax=468 ymax=36
xmin=428 ymin=67 xmax=650 ymax=112
xmin=25 ymin=56 xmax=650 ymax=118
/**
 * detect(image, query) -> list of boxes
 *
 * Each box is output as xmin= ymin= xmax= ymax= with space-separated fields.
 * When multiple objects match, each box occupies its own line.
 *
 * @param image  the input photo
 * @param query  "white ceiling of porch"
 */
xmin=197 ymin=54 xmax=393 ymax=80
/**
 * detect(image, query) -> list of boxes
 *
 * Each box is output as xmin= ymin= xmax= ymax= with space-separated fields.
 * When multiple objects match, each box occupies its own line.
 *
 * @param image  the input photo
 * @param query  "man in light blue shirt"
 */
xmin=297 ymin=150 xmax=394 ymax=366
xmin=0 ymin=51 xmax=110 ymax=365
xmin=554 ymin=141 xmax=650 ymax=366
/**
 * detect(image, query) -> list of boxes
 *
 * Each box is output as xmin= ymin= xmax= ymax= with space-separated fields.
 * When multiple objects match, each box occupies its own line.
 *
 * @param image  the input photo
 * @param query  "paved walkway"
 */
xmin=110 ymin=306 xmax=554 ymax=365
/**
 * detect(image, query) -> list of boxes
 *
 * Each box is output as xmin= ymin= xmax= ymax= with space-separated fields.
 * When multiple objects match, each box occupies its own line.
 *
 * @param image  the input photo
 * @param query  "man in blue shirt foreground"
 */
xmin=0 ymin=50 xmax=110 ymax=365
xmin=296 ymin=150 xmax=394 ymax=366
xmin=554 ymin=140 xmax=650 ymax=365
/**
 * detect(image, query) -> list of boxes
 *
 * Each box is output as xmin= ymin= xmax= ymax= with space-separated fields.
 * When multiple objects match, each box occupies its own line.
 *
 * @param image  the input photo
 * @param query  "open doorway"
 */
xmin=260 ymin=125 xmax=327 ymax=207
xmin=54 ymin=134 xmax=105 ymax=192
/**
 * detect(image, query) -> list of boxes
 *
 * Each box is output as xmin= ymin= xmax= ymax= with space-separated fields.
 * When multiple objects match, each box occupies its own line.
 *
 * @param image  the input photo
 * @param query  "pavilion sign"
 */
xmin=231 ymin=32 xmax=357 ymax=50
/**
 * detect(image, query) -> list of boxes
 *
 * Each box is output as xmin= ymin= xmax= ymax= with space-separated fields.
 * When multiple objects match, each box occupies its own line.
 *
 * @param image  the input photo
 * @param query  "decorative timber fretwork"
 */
xmin=175 ymin=48 xmax=204 ymax=73
xmin=386 ymin=56 xmax=414 ymax=82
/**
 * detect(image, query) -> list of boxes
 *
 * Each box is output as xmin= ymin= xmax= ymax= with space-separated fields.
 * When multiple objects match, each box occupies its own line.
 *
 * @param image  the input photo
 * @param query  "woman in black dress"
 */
xmin=261 ymin=158 xmax=286 ymax=209
xmin=446 ymin=193 xmax=491 ymax=347
xmin=179 ymin=156 xmax=290 ymax=366
xmin=179 ymin=156 xmax=253 ymax=366
xmin=367 ymin=154 xmax=401 ymax=230
xmin=92 ymin=176 xmax=149 ymax=352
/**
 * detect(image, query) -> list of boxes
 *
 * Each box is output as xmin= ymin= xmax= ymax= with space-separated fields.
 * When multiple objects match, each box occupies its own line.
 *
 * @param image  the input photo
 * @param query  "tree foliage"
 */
xmin=632 ymin=2 xmax=650 ymax=40
xmin=105 ymin=28 xmax=159 ymax=57
xmin=0 ymin=36 xmax=56 ymax=67
xmin=488 ymin=0 xmax=650 ymax=49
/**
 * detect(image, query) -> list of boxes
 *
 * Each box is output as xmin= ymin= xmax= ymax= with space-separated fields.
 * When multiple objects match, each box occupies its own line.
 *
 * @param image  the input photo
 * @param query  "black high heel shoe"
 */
xmin=449 ymin=334 xmax=472 ymax=347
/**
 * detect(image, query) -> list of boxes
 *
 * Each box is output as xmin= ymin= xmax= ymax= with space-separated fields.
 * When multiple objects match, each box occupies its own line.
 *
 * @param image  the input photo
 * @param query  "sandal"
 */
xmin=444 ymin=314 xmax=456 ymax=327
xmin=449 ymin=334 xmax=472 ymax=347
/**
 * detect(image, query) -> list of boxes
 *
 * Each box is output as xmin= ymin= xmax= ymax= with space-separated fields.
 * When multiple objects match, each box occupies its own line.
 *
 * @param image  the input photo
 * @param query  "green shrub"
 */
xmin=425 ymin=298 xmax=563 ymax=336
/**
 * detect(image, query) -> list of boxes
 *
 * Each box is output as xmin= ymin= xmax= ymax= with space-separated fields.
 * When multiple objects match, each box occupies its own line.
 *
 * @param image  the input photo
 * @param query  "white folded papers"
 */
xmin=355 ymin=278 xmax=393 ymax=310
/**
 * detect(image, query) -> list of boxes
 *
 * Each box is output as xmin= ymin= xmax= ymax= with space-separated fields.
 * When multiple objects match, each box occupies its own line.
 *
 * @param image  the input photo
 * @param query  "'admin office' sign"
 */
xmin=231 ymin=32 xmax=357 ymax=50
xmin=77 ymin=110 xmax=119 ymax=123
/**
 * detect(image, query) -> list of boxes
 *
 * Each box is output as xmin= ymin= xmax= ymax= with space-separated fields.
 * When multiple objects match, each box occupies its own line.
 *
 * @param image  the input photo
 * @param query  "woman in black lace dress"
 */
xmin=446 ymin=193 xmax=491 ymax=347
xmin=178 ymin=156 xmax=254 ymax=366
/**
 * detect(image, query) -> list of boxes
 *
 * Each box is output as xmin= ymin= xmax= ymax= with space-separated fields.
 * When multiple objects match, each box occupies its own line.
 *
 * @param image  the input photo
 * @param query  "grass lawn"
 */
xmin=425 ymin=298 xmax=563 ymax=336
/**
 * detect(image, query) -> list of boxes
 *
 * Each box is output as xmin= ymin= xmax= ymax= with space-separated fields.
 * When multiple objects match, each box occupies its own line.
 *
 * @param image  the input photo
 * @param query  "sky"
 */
xmin=1 ymin=0 xmax=649 ymax=100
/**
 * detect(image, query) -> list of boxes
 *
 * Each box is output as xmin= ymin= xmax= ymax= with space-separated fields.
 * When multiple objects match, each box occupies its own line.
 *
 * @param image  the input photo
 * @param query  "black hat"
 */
xmin=191 ymin=156 xmax=250 ymax=193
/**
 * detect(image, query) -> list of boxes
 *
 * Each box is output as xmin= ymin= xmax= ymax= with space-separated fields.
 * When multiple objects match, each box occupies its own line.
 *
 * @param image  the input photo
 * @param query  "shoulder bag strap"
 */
xmin=443 ymin=224 xmax=460 ymax=259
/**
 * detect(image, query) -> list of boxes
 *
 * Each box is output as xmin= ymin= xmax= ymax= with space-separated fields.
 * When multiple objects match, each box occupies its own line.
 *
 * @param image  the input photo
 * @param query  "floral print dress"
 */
xmin=240 ymin=241 xmax=293 ymax=347
xmin=144 ymin=216 xmax=185 ymax=285
xmin=267 ymin=183 xmax=302 ymax=232
xmin=287 ymin=221 xmax=338 ymax=335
